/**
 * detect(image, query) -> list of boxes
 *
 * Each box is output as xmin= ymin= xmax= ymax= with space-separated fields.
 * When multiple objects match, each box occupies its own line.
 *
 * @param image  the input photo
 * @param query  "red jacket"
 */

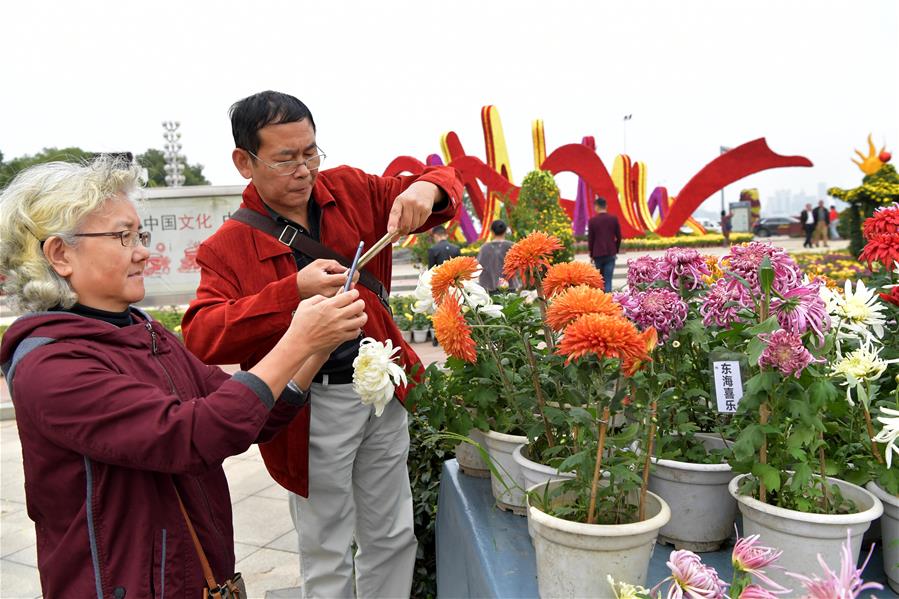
xmin=0 ymin=310 xmax=304 ymax=598
xmin=181 ymin=165 xmax=462 ymax=497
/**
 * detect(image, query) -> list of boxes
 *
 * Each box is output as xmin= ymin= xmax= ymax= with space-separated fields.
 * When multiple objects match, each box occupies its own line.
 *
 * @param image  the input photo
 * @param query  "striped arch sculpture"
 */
xmin=382 ymin=106 xmax=813 ymax=241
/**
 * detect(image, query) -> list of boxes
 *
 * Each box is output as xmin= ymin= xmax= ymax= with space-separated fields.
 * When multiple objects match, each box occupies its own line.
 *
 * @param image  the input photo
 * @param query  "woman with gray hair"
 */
xmin=0 ymin=156 xmax=367 ymax=598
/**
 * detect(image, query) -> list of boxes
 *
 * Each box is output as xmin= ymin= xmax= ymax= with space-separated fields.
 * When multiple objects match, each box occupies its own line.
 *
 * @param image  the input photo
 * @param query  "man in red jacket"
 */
xmin=182 ymin=91 xmax=462 ymax=598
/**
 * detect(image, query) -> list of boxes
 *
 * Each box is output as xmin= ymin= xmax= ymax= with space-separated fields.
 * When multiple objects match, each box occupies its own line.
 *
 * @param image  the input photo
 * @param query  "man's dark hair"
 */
xmin=229 ymin=91 xmax=316 ymax=154
xmin=594 ymin=197 xmax=607 ymax=209
xmin=490 ymin=220 xmax=508 ymax=236
xmin=432 ymin=225 xmax=447 ymax=236
xmin=721 ymin=210 xmax=726 ymax=216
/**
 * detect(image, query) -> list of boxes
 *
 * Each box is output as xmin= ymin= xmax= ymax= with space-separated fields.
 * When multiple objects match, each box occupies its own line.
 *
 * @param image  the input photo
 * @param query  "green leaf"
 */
xmin=752 ymin=463 xmax=781 ymax=492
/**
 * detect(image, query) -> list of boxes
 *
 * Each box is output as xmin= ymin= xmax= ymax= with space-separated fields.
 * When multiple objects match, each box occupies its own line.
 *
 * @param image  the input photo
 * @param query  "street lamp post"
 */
xmin=719 ymin=145 xmax=730 ymax=213
xmin=162 ymin=120 xmax=185 ymax=187
xmin=623 ymin=114 xmax=632 ymax=155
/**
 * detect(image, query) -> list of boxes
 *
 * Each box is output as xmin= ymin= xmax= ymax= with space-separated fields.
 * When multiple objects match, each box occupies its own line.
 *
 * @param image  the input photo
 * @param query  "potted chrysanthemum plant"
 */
xmin=697 ymin=242 xmax=886 ymax=589
xmin=615 ymin=248 xmax=742 ymax=551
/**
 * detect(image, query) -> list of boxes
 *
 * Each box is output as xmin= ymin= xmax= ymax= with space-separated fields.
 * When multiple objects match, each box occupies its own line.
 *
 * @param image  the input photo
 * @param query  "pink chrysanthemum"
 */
xmin=659 ymin=247 xmax=711 ymax=291
xmin=758 ymin=329 xmax=823 ymax=378
xmin=653 ymin=550 xmax=728 ymax=599
xmin=737 ymin=585 xmax=783 ymax=599
xmin=700 ymin=278 xmax=754 ymax=327
xmin=786 ymin=531 xmax=882 ymax=599
xmin=770 ymin=281 xmax=831 ymax=346
xmin=732 ymin=533 xmax=787 ymax=593
xmin=627 ymin=255 xmax=664 ymax=287
xmin=721 ymin=242 xmax=802 ymax=293
xmin=616 ymin=288 xmax=688 ymax=341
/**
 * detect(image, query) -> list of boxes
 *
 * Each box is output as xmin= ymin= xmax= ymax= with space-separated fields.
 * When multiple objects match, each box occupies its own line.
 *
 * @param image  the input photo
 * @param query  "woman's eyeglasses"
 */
xmin=73 ymin=230 xmax=152 ymax=248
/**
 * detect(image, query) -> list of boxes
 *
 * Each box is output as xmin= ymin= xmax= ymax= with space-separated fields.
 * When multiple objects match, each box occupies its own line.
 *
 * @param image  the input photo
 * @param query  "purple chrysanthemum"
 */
xmin=721 ymin=242 xmax=802 ymax=293
xmin=617 ymin=288 xmax=688 ymax=341
xmin=626 ymin=255 xmax=664 ymax=287
xmin=700 ymin=278 xmax=754 ymax=327
xmin=660 ymin=247 xmax=711 ymax=291
xmin=653 ymin=550 xmax=729 ymax=599
xmin=770 ymin=281 xmax=831 ymax=346
xmin=758 ymin=329 xmax=823 ymax=378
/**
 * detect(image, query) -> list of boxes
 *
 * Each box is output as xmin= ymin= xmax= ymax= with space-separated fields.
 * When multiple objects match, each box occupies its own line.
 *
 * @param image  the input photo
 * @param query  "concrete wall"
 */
xmin=138 ymin=184 xmax=245 ymax=306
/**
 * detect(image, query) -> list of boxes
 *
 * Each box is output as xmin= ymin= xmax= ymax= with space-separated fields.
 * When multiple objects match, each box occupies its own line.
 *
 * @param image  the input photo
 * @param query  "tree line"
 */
xmin=0 ymin=147 xmax=210 ymax=189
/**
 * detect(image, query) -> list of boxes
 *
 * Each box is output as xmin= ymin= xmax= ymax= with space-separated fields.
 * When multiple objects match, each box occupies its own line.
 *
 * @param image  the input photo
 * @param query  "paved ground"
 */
xmin=0 ymin=341 xmax=446 ymax=599
xmin=0 ymin=237 xmax=846 ymax=597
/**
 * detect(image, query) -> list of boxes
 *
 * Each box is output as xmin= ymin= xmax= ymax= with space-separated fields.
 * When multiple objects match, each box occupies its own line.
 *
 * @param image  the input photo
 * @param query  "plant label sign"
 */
xmin=713 ymin=361 xmax=744 ymax=413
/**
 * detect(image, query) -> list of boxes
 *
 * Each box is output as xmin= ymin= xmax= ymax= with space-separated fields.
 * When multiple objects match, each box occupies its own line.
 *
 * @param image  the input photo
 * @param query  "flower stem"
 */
xmin=863 ymin=406 xmax=885 ymax=465
xmin=639 ymin=399 xmax=658 ymax=522
xmin=818 ymin=431 xmax=829 ymax=514
xmin=587 ymin=405 xmax=611 ymax=525
xmin=523 ymin=335 xmax=556 ymax=448
xmin=759 ymin=401 xmax=769 ymax=503
xmin=533 ymin=270 xmax=556 ymax=352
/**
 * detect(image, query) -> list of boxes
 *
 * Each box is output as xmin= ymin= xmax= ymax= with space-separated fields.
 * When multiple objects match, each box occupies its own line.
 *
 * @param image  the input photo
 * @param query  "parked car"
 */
xmin=753 ymin=216 xmax=802 ymax=237
xmin=698 ymin=218 xmax=721 ymax=233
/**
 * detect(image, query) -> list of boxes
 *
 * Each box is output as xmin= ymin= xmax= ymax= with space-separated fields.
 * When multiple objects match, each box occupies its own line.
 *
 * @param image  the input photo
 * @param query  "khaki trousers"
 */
xmin=813 ymin=221 xmax=829 ymax=246
xmin=288 ymin=382 xmax=416 ymax=598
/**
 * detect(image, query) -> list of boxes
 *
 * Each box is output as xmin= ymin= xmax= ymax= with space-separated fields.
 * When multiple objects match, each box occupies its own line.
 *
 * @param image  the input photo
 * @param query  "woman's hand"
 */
xmin=288 ymin=289 xmax=367 ymax=354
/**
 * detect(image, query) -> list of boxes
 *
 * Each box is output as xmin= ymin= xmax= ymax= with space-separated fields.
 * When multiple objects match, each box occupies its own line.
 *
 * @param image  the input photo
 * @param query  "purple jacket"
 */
xmin=0 ymin=310 xmax=305 ymax=598
xmin=587 ymin=212 xmax=621 ymax=257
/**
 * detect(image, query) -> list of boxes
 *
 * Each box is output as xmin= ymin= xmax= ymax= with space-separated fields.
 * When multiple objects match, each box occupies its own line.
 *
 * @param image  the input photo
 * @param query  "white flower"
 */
xmin=873 ymin=407 xmax=899 ymax=468
xmin=824 ymin=280 xmax=887 ymax=348
xmin=831 ymin=343 xmax=898 ymax=406
xmin=352 ymin=338 xmax=407 ymax=417
xmin=412 ymin=268 xmax=436 ymax=314
xmin=606 ymin=575 xmax=649 ymax=599
xmin=519 ymin=289 xmax=539 ymax=304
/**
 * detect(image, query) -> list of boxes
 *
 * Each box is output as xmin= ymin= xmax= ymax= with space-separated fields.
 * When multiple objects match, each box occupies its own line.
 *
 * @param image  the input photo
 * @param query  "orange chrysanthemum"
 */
xmin=556 ymin=313 xmax=646 ymax=364
xmin=542 ymin=261 xmax=604 ymax=297
xmin=503 ymin=231 xmax=563 ymax=285
xmin=623 ymin=327 xmax=658 ymax=375
xmin=545 ymin=285 xmax=622 ymax=331
xmin=430 ymin=256 xmax=480 ymax=304
xmin=432 ymin=294 xmax=477 ymax=362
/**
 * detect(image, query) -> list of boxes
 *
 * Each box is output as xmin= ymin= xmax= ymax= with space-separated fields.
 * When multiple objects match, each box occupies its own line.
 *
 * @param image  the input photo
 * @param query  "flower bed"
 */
xmin=789 ymin=250 xmax=873 ymax=285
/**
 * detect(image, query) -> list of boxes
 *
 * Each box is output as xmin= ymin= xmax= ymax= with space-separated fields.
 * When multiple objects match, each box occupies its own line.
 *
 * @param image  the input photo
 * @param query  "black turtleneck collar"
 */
xmin=62 ymin=303 xmax=134 ymax=328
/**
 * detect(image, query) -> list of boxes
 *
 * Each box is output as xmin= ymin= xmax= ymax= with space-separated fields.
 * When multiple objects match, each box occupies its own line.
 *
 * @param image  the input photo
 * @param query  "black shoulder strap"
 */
xmin=229 ymin=208 xmax=390 ymax=306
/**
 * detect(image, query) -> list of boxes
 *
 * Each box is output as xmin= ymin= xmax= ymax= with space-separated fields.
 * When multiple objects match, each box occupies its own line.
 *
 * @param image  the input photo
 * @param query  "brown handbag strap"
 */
xmin=174 ymin=485 xmax=221 ymax=594
xmin=229 ymin=207 xmax=390 ymax=306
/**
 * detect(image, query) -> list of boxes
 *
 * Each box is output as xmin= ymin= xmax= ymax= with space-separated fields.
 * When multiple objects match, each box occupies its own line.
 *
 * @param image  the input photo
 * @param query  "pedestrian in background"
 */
xmin=800 ymin=203 xmax=814 ymax=248
xmin=428 ymin=224 xmax=460 ymax=268
xmin=477 ymin=219 xmax=516 ymax=292
xmin=720 ymin=209 xmax=733 ymax=246
xmin=587 ymin=197 xmax=620 ymax=292
xmin=812 ymin=199 xmax=830 ymax=248
xmin=829 ymin=204 xmax=840 ymax=240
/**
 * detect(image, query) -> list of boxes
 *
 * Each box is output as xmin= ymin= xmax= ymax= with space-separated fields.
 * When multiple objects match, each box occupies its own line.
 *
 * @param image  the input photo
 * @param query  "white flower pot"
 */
xmin=866 ymin=481 xmax=899 ymax=593
xmin=527 ymin=480 xmax=671 ymax=598
xmin=411 ymin=329 xmax=428 ymax=343
xmin=648 ymin=434 xmax=736 ymax=552
xmin=729 ymin=474 xmax=883 ymax=592
xmin=482 ymin=429 xmax=528 ymax=515
xmin=513 ymin=444 xmax=575 ymax=493
xmin=400 ymin=329 xmax=413 ymax=343
xmin=455 ymin=428 xmax=490 ymax=478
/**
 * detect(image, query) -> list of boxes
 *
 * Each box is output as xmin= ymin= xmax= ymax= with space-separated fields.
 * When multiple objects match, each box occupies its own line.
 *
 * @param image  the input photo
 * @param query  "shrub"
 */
xmin=508 ymin=170 xmax=575 ymax=262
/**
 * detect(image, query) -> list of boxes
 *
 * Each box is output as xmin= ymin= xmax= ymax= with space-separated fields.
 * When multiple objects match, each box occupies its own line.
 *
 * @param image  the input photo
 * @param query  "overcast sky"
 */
xmin=2 ymin=0 xmax=897 ymax=213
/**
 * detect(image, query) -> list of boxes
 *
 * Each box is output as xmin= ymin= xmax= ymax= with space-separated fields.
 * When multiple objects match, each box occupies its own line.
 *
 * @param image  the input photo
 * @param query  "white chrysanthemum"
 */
xmin=824 ymin=280 xmax=887 ymax=347
xmin=606 ymin=575 xmax=649 ymax=599
xmin=831 ymin=343 xmax=898 ymax=406
xmin=412 ymin=268 xmax=436 ymax=314
xmin=873 ymin=407 xmax=899 ymax=468
xmin=519 ymin=289 xmax=539 ymax=304
xmin=459 ymin=279 xmax=504 ymax=319
xmin=352 ymin=338 xmax=407 ymax=417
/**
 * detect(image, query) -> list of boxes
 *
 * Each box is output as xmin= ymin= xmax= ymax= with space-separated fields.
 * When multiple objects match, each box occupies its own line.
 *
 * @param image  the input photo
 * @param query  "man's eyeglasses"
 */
xmin=73 ymin=230 xmax=152 ymax=248
xmin=246 ymin=149 xmax=327 ymax=176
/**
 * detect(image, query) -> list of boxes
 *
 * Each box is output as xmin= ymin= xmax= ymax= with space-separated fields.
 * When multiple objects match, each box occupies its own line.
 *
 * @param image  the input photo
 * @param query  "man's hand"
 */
xmin=387 ymin=181 xmax=445 ymax=235
xmin=296 ymin=259 xmax=358 ymax=299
